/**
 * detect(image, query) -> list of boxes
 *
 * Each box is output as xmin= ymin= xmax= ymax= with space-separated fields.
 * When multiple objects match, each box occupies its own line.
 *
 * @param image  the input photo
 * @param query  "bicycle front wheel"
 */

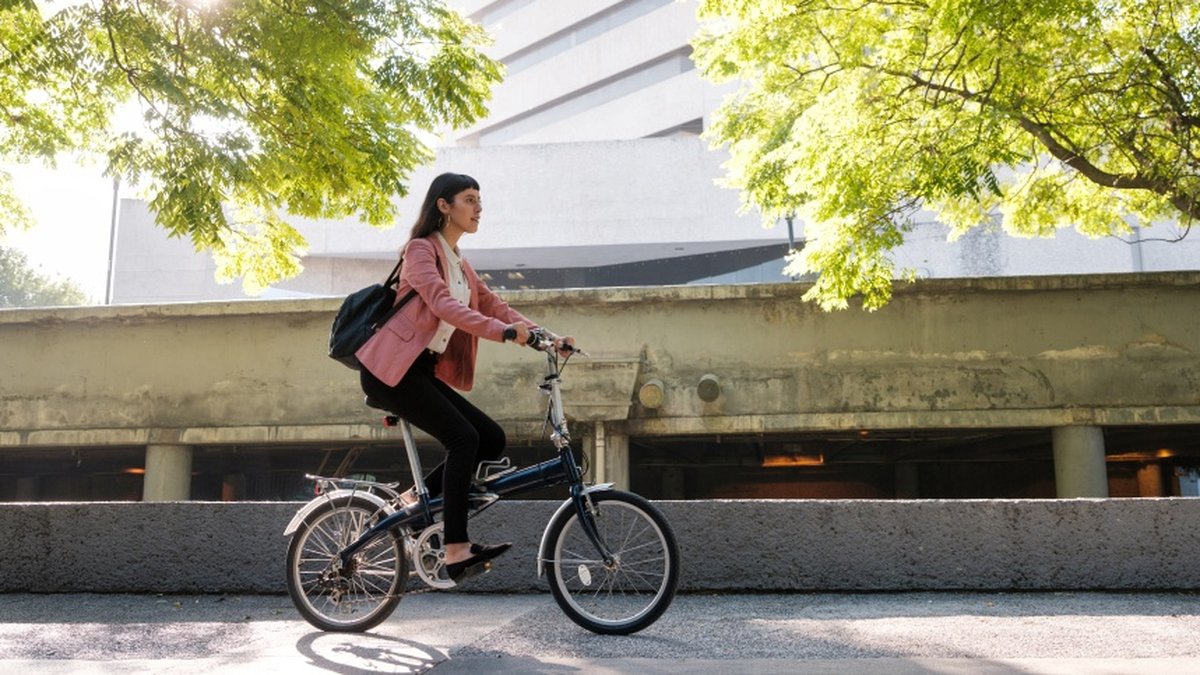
xmin=286 ymin=497 xmax=407 ymax=632
xmin=544 ymin=490 xmax=679 ymax=635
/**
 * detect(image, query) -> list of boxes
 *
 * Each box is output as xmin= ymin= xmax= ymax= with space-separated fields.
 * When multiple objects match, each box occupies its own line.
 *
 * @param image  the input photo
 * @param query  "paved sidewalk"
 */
xmin=1 ymin=591 xmax=1198 ymax=673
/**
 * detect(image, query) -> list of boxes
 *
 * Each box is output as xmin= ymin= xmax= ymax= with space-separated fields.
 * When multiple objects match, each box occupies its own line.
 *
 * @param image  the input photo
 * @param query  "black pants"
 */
xmin=360 ymin=351 xmax=505 ymax=544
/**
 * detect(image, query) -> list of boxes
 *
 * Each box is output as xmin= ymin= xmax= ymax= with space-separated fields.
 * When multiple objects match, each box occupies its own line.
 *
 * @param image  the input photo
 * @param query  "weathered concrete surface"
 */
xmin=3 ymin=592 xmax=1199 ymax=674
xmin=3 ymin=273 xmax=1200 ymax=450
xmin=1 ymin=499 xmax=1196 ymax=593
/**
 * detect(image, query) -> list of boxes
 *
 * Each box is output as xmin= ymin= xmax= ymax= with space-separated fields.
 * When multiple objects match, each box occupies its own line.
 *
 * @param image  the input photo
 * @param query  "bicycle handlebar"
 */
xmin=526 ymin=327 xmax=585 ymax=356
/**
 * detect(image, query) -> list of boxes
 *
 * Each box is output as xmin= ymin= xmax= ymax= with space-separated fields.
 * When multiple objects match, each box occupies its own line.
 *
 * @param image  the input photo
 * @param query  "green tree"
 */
xmin=694 ymin=0 xmax=1199 ymax=309
xmin=1 ymin=0 xmax=501 ymax=293
xmin=0 ymin=245 xmax=87 ymax=307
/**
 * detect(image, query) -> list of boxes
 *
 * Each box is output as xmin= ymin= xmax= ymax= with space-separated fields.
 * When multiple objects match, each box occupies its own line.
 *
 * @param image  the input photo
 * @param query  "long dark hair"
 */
xmin=409 ymin=172 xmax=480 ymax=240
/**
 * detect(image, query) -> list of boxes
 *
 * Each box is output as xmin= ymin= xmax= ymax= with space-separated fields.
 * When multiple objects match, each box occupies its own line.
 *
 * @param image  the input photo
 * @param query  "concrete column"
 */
xmin=584 ymin=427 xmax=603 ymax=485
xmin=1136 ymin=463 xmax=1165 ymax=497
xmin=143 ymin=444 xmax=193 ymax=501
xmin=604 ymin=430 xmax=630 ymax=492
xmin=1052 ymin=426 xmax=1108 ymax=498
xmin=586 ymin=422 xmax=630 ymax=491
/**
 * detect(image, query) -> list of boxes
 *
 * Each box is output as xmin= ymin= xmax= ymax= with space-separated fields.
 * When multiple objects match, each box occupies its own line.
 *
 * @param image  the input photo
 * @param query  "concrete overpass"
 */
xmin=2 ymin=272 xmax=1199 ymax=501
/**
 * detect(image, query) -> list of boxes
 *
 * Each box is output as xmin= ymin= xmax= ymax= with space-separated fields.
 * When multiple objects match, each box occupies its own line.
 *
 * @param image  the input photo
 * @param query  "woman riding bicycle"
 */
xmin=355 ymin=172 xmax=571 ymax=583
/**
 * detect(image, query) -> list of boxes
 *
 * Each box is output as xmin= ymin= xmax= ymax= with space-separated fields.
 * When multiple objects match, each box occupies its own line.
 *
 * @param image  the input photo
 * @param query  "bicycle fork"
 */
xmin=537 ymin=482 xmax=618 ymax=577
xmin=572 ymin=484 xmax=618 ymax=565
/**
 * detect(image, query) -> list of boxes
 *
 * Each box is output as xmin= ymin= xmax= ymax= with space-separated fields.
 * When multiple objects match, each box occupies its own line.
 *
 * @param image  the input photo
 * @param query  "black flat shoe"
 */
xmin=445 ymin=542 xmax=512 ymax=583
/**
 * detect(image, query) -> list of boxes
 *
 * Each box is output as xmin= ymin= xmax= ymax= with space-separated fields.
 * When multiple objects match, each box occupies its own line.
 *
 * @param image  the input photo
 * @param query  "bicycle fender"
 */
xmin=282 ymin=489 xmax=392 ymax=536
xmin=536 ymin=483 xmax=614 ymax=578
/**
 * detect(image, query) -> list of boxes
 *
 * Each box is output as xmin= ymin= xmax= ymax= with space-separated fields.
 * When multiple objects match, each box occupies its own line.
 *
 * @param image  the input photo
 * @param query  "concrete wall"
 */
xmin=5 ymin=273 xmax=1200 ymax=451
xmin=2 ymin=499 xmax=1196 ymax=593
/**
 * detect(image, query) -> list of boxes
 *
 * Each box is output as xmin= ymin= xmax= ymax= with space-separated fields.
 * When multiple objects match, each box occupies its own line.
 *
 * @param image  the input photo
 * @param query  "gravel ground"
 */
xmin=1 ymin=591 xmax=1198 ymax=673
xmin=458 ymin=591 xmax=1200 ymax=660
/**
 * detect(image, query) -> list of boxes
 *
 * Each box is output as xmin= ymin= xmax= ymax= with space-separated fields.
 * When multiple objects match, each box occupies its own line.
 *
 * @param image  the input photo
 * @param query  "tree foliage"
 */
xmin=0 ymin=245 xmax=87 ymax=307
xmin=694 ymin=0 xmax=1199 ymax=309
xmin=1 ymin=0 xmax=501 ymax=293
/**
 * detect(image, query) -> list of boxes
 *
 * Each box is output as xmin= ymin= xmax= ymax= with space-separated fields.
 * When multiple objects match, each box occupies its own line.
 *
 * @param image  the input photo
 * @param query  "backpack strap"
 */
xmin=383 ymin=258 xmax=402 ymax=288
xmin=371 ymin=257 xmax=417 ymax=330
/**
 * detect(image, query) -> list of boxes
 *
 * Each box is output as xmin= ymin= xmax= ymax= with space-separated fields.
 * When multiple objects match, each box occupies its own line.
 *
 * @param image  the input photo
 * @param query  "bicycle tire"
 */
xmin=544 ymin=490 xmax=679 ymax=635
xmin=286 ymin=496 xmax=407 ymax=632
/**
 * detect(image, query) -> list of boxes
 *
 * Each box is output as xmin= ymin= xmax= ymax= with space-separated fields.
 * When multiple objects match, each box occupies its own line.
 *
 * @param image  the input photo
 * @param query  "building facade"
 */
xmin=107 ymin=0 xmax=1200 ymax=305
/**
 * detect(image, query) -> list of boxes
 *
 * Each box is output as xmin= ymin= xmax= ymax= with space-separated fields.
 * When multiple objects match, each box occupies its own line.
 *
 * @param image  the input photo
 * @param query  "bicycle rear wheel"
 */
xmin=544 ymin=490 xmax=679 ymax=635
xmin=286 ymin=497 xmax=407 ymax=632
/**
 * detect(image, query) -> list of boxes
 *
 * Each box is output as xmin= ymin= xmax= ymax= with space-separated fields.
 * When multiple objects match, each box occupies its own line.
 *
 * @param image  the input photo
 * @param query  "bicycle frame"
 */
xmin=327 ymin=340 xmax=617 ymax=570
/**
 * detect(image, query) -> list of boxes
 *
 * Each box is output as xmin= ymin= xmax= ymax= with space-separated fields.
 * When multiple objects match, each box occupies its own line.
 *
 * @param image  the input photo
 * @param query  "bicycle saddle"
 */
xmin=363 ymin=395 xmax=393 ymax=412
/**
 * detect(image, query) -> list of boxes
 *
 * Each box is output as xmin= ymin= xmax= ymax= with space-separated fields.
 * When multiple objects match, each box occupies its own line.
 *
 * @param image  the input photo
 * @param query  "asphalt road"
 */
xmin=2 ymin=591 xmax=1198 ymax=673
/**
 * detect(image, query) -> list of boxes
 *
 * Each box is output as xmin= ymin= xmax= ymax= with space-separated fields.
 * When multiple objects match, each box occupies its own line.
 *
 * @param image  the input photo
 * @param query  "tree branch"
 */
xmin=100 ymin=0 xmax=187 ymax=138
xmin=1012 ymin=117 xmax=1151 ymax=190
xmin=882 ymin=67 xmax=1200 ymax=222
xmin=1140 ymin=46 xmax=1200 ymax=129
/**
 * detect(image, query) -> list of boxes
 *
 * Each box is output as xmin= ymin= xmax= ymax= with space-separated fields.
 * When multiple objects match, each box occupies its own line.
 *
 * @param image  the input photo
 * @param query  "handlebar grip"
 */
xmin=526 ymin=327 xmax=583 ymax=355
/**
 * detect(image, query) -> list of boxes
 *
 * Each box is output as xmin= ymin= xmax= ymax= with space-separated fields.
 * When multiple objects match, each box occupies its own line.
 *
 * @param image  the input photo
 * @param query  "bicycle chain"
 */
xmin=396 ymin=524 xmax=519 ymax=598
xmin=389 ymin=491 xmax=511 ymax=597
xmin=336 ymin=495 xmax=515 ymax=600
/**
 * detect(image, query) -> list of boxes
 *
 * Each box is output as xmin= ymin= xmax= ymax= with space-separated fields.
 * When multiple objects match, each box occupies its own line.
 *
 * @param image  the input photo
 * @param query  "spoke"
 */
xmin=308 ymin=525 xmax=341 ymax=558
xmin=552 ymin=500 xmax=674 ymax=626
xmin=294 ymin=506 xmax=402 ymax=625
xmin=609 ymin=538 xmax=662 ymax=557
xmin=614 ymin=565 xmax=662 ymax=592
xmin=352 ymin=564 xmax=383 ymax=602
xmin=353 ymin=571 xmax=387 ymax=597
xmin=615 ymin=564 xmax=665 ymax=583
xmin=358 ymin=564 xmax=397 ymax=593
xmin=559 ymin=555 xmax=605 ymax=566
xmin=608 ymin=515 xmax=649 ymax=552
xmin=557 ymin=543 xmax=602 ymax=565
xmin=361 ymin=544 xmax=398 ymax=570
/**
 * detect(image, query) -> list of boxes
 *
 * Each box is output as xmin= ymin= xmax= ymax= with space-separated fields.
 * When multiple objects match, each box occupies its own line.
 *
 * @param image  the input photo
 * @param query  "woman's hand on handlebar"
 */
xmin=554 ymin=336 xmax=576 ymax=357
xmin=505 ymin=323 xmax=530 ymax=346
xmin=524 ymin=327 xmax=583 ymax=356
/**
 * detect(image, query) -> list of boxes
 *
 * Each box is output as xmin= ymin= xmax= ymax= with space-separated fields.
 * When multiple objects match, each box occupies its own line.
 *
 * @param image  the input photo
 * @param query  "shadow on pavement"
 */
xmin=295 ymin=631 xmax=445 ymax=674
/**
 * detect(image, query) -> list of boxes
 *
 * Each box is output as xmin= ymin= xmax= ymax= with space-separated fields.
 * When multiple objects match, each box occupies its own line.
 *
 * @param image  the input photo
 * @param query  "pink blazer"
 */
xmin=356 ymin=236 xmax=534 ymax=391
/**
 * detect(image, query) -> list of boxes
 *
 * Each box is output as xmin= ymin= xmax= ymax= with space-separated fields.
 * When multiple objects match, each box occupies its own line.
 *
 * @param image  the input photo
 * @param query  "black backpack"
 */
xmin=328 ymin=259 xmax=418 ymax=370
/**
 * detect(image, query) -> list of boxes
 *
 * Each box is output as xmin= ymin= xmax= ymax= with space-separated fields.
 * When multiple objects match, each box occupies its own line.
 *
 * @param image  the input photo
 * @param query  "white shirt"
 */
xmin=425 ymin=232 xmax=471 ymax=353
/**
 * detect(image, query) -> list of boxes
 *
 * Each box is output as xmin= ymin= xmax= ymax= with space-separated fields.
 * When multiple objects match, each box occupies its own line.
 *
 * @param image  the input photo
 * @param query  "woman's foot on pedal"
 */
xmin=444 ymin=542 xmax=512 ymax=583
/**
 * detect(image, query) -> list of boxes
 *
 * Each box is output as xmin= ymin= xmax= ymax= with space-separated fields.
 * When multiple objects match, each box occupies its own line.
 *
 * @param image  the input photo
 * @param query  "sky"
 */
xmin=3 ymin=161 xmax=119 ymax=304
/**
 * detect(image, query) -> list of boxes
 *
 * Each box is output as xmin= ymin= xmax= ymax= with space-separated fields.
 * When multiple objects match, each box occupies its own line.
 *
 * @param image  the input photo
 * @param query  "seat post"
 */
xmin=365 ymin=395 xmax=429 ymax=499
xmin=399 ymin=419 xmax=429 ymax=497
